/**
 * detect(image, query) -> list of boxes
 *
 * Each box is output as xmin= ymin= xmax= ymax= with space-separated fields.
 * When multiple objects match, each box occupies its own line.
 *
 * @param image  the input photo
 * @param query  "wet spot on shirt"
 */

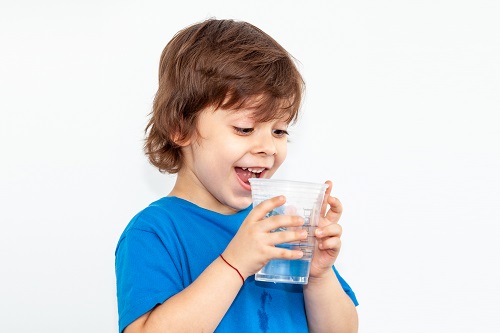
xmin=258 ymin=290 xmax=272 ymax=332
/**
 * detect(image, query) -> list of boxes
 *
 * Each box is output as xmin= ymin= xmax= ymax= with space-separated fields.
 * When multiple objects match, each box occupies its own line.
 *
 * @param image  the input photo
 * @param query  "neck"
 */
xmin=168 ymin=169 xmax=238 ymax=215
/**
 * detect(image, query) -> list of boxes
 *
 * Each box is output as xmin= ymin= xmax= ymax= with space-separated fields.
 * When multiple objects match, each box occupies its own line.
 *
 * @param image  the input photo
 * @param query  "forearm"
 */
xmin=304 ymin=269 xmax=358 ymax=333
xmin=125 ymin=256 xmax=243 ymax=333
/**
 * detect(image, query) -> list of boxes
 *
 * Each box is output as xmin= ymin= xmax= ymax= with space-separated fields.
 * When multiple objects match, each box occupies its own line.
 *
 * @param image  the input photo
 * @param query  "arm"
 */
xmin=124 ymin=196 xmax=307 ymax=333
xmin=304 ymin=181 xmax=358 ymax=333
xmin=125 ymin=256 xmax=243 ymax=333
xmin=304 ymin=271 xmax=358 ymax=333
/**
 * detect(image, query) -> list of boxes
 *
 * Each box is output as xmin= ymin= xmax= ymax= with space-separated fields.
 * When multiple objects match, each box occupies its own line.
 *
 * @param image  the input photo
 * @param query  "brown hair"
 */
xmin=144 ymin=19 xmax=304 ymax=173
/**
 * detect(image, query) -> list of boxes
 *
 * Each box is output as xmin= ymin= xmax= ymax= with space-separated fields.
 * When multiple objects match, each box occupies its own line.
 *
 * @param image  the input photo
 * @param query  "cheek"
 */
xmin=277 ymin=142 xmax=288 ymax=164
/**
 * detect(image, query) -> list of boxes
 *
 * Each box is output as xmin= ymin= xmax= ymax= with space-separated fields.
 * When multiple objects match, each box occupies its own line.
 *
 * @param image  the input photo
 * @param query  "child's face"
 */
xmin=178 ymin=106 xmax=289 ymax=214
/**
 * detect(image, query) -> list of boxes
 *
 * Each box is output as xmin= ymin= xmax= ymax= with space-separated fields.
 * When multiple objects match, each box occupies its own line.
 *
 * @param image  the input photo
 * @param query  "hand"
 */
xmin=222 ymin=195 xmax=307 ymax=279
xmin=309 ymin=180 xmax=343 ymax=279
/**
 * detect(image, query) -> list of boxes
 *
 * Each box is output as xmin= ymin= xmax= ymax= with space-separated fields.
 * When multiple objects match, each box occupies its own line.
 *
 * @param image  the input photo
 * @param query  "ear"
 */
xmin=171 ymin=132 xmax=192 ymax=147
xmin=170 ymin=113 xmax=202 ymax=147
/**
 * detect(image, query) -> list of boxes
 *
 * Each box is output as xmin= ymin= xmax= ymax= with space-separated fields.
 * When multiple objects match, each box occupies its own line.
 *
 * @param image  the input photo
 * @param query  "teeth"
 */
xmin=241 ymin=167 xmax=265 ymax=173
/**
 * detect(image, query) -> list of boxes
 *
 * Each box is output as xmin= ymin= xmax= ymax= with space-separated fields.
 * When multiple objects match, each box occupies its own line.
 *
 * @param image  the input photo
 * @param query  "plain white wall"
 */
xmin=1 ymin=1 xmax=499 ymax=332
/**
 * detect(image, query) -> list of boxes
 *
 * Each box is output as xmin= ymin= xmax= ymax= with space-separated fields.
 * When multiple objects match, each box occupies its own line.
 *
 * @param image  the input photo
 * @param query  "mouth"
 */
xmin=235 ymin=167 xmax=266 ymax=186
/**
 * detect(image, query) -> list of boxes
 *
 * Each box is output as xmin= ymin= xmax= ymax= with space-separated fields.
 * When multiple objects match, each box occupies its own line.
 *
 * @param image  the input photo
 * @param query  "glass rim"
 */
xmin=249 ymin=178 xmax=328 ymax=190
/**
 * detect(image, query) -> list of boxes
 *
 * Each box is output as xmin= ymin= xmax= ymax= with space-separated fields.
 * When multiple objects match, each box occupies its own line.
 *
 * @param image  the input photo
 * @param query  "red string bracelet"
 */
xmin=219 ymin=254 xmax=245 ymax=284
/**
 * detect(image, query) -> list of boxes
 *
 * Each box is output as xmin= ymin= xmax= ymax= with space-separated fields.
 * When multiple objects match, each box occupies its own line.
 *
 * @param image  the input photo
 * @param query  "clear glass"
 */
xmin=249 ymin=178 xmax=328 ymax=284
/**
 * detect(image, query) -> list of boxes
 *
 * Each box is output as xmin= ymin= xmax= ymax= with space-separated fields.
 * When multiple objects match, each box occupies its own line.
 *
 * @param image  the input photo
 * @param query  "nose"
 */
xmin=251 ymin=132 xmax=277 ymax=156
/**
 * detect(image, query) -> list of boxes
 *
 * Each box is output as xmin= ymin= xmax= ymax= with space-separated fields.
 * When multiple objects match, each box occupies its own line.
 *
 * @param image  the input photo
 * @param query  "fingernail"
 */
xmin=316 ymin=229 xmax=323 ymax=236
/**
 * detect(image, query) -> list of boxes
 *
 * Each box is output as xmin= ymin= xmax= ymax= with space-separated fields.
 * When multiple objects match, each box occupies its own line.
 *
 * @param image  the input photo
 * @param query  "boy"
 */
xmin=115 ymin=19 xmax=358 ymax=333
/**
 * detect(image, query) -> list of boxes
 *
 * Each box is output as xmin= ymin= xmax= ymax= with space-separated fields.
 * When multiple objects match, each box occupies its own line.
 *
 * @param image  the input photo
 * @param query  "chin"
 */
xmin=229 ymin=196 xmax=253 ymax=212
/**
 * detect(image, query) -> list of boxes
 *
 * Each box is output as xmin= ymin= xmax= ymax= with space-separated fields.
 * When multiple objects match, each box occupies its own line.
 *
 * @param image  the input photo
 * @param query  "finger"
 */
xmin=315 ymin=223 xmax=342 ymax=239
xmin=262 ymin=214 xmax=304 ymax=233
xmin=269 ymin=228 xmax=308 ymax=246
xmin=269 ymin=244 xmax=305 ymax=260
xmin=246 ymin=195 xmax=286 ymax=222
xmin=320 ymin=181 xmax=333 ymax=216
xmin=318 ymin=236 xmax=342 ymax=251
xmin=324 ymin=196 xmax=343 ymax=223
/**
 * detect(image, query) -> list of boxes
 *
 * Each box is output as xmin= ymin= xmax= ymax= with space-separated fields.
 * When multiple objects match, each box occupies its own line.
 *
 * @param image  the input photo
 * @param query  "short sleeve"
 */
xmin=115 ymin=227 xmax=184 ymax=332
xmin=333 ymin=265 xmax=359 ymax=306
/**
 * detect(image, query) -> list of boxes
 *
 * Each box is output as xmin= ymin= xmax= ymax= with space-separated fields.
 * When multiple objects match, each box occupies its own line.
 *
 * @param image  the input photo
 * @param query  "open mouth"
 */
xmin=235 ymin=167 xmax=265 ymax=185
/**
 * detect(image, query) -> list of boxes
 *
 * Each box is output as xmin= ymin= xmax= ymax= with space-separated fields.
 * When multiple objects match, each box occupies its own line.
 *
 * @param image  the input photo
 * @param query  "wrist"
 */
xmin=219 ymin=254 xmax=245 ymax=284
xmin=306 ymin=269 xmax=335 ymax=286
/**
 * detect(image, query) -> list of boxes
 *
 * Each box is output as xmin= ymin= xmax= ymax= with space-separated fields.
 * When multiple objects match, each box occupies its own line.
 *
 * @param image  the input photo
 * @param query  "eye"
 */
xmin=273 ymin=129 xmax=289 ymax=138
xmin=233 ymin=127 xmax=254 ymax=135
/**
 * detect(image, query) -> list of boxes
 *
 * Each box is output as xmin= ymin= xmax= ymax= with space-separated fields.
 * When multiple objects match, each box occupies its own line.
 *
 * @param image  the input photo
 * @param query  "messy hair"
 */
xmin=144 ymin=19 xmax=305 ymax=173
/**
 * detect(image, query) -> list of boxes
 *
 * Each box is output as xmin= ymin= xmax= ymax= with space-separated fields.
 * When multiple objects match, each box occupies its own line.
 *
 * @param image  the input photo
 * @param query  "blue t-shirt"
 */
xmin=115 ymin=197 xmax=357 ymax=332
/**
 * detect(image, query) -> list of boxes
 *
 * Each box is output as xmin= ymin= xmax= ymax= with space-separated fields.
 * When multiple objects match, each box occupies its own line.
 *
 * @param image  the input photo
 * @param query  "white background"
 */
xmin=1 ymin=1 xmax=499 ymax=332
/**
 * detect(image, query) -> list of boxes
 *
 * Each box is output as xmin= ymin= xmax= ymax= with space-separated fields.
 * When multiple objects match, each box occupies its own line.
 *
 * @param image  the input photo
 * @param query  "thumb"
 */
xmin=320 ymin=180 xmax=333 ymax=216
